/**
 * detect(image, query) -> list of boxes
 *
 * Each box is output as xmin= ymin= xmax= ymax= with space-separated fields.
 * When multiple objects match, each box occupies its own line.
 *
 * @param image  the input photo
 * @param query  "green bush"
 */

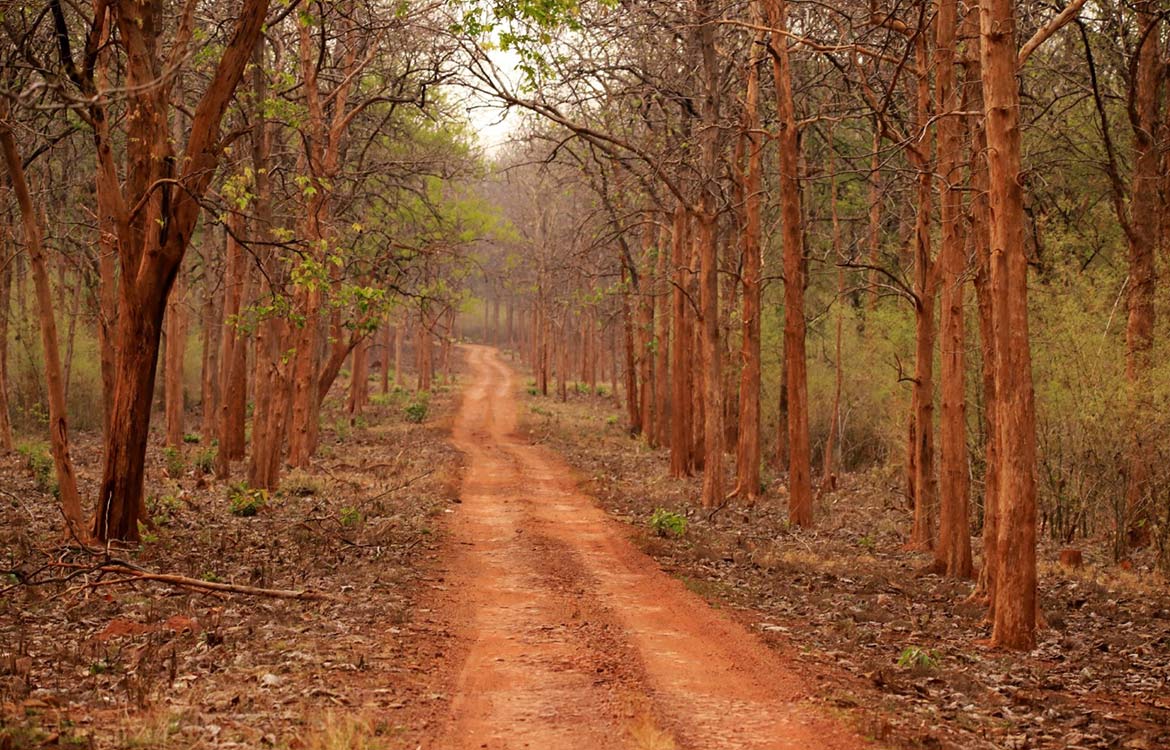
xmin=17 ymin=442 xmax=57 ymax=497
xmin=649 ymin=508 xmax=688 ymax=538
xmin=227 ymin=482 xmax=268 ymax=517
xmin=162 ymin=446 xmax=186 ymax=477
xmin=404 ymin=392 xmax=429 ymax=423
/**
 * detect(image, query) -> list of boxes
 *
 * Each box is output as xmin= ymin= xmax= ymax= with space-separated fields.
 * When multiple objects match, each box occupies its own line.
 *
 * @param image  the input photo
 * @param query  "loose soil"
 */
xmin=424 ymin=345 xmax=867 ymax=749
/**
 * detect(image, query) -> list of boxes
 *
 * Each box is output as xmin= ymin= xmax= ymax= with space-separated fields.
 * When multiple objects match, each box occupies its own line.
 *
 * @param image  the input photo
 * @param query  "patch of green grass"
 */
xmin=192 ymin=446 xmax=216 ymax=474
xmin=183 ymin=433 xmax=202 ymax=444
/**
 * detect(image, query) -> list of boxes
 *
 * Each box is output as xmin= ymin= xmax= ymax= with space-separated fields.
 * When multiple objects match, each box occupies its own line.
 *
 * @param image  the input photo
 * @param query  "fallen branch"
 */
xmin=96 ymin=563 xmax=338 ymax=601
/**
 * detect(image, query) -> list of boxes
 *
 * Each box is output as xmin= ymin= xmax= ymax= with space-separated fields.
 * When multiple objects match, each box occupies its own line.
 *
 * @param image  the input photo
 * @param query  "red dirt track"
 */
xmin=428 ymin=345 xmax=868 ymax=749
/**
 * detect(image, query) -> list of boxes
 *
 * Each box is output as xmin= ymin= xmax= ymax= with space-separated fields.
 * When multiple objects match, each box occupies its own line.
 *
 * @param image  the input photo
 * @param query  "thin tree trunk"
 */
xmin=766 ymin=0 xmax=812 ymax=526
xmin=735 ymin=30 xmax=764 ymax=502
xmin=165 ymin=270 xmax=188 ymax=448
xmin=0 ymin=119 xmax=85 ymax=538
xmin=0 ymin=222 xmax=13 ymax=453
xmin=935 ymin=0 xmax=974 ymax=577
xmin=670 ymin=205 xmax=693 ymax=477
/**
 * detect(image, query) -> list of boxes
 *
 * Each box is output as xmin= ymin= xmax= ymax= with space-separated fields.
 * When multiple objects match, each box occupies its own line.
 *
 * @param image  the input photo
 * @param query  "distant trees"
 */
xmin=454 ymin=0 xmax=1143 ymax=650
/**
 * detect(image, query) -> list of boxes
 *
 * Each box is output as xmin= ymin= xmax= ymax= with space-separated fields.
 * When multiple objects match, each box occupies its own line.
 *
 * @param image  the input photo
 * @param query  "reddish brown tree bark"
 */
xmin=0 ymin=113 xmax=85 ymax=538
xmin=766 ymin=0 xmax=812 ymax=526
xmin=934 ymin=0 xmax=974 ymax=578
xmin=981 ymin=0 xmax=1039 ymax=649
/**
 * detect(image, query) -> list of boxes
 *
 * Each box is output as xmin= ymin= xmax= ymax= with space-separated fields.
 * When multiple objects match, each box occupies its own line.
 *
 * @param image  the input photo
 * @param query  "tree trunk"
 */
xmin=934 ymin=0 xmax=974 ymax=578
xmin=0 ymin=223 xmax=13 ymax=453
xmin=766 ymin=0 xmax=812 ymax=526
xmin=820 ymin=134 xmax=843 ymax=498
xmin=735 ymin=31 xmax=764 ymax=503
xmin=908 ymin=23 xmax=939 ymax=551
xmin=165 ymin=270 xmax=189 ymax=448
xmin=670 ymin=205 xmax=693 ymax=477
xmin=89 ymin=0 xmax=270 ymax=542
xmin=981 ymin=0 xmax=1039 ymax=649
xmin=1122 ymin=5 xmax=1162 ymax=552
xmin=216 ymin=212 xmax=251 ymax=475
xmin=199 ymin=229 xmax=221 ymax=443
xmin=0 ymin=115 xmax=86 ymax=539
xmin=348 ymin=334 xmax=369 ymax=417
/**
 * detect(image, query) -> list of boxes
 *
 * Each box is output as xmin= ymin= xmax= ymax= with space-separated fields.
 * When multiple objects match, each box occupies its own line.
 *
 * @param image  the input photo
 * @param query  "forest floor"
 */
xmin=0 ymin=374 xmax=466 ymax=749
xmin=5 ymin=346 xmax=1170 ymax=750
xmin=519 ymin=369 xmax=1170 ymax=750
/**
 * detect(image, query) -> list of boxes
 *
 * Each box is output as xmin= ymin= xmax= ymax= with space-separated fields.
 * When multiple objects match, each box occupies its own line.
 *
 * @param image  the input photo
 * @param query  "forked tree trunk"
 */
xmin=934 ymin=0 xmax=974 ymax=578
xmin=735 ymin=31 xmax=764 ymax=502
xmin=0 ymin=116 xmax=86 ymax=538
xmin=766 ymin=0 xmax=812 ymax=525
xmin=90 ymin=0 xmax=270 ymax=542
xmin=981 ymin=0 xmax=1039 ymax=649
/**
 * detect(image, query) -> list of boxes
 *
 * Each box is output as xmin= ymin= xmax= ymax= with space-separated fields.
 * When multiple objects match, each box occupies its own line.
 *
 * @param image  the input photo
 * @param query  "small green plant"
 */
xmin=17 ymin=442 xmax=57 ymax=496
xmin=193 ymin=447 xmax=217 ymax=474
xmin=162 ymin=446 xmax=186 ymax=477
xmin=529 ymin=404 xmax=551 ymax=417
xmin=404 ymin=392 xmax=429 ymax=423
xmin=605 ymin=415 xmax=618 ymax=426
xmin=202 ymin=571 xmax=222 ymax=583
xmin=526 ymin=386 xmax=540 ymax=396
xmin=227 ymin=482 xmax=268 ymax=517
xmin=858 ymin=534 xmax=876 ymax=551
xmin=352 ymin=414 xmax=369 ymax=430
xmin=649 ymin=508 xmax=688 ymax=538
xmin=333 ymin=418 xmax=352 ymax=442
xmin=183 ymin=433 xmax=202 ymax=444
xmin=339 ymin=506 xmax=363 ymax=527
xmin=147 ymin=494 xmax=184 ymax=527
xmin=897 ymin=646 xmax=939 ymax=672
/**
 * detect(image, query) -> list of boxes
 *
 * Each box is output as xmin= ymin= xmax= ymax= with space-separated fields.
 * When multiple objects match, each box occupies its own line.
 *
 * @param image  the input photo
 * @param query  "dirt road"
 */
xmin=429 ymin=346 xmax=866 ymax=749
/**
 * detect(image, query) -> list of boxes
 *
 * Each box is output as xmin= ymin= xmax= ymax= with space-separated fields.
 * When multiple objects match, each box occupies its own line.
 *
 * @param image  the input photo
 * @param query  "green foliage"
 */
xmin=404 ymin=392 xmax=430 ymax=423
xmin=162 ymin=446 xmax=186 ymax=477
xmin=227 ymin=483 xmax=268 ymax=517
xmin=897 ymin=646 xmax=939 ymax=672
xmin=183 ymin=433 xmax=202 ymax=444
xmin=147 ymin=494 xmax=184 ymax=527
xmin=339 ymin=506 xmax=363 ymax=527
xmin=649 ymin=508 xmax=688 ymax=538
xmin=17 ymin=442 xmax=56 ymax=497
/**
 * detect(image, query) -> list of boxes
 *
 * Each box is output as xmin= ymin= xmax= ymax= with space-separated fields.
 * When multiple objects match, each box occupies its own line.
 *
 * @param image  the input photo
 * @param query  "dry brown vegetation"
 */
xmin=0 ymin=379 xmax=465 ymax=749
xmin=519 ymin=380 xmax=1170 ymax=750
